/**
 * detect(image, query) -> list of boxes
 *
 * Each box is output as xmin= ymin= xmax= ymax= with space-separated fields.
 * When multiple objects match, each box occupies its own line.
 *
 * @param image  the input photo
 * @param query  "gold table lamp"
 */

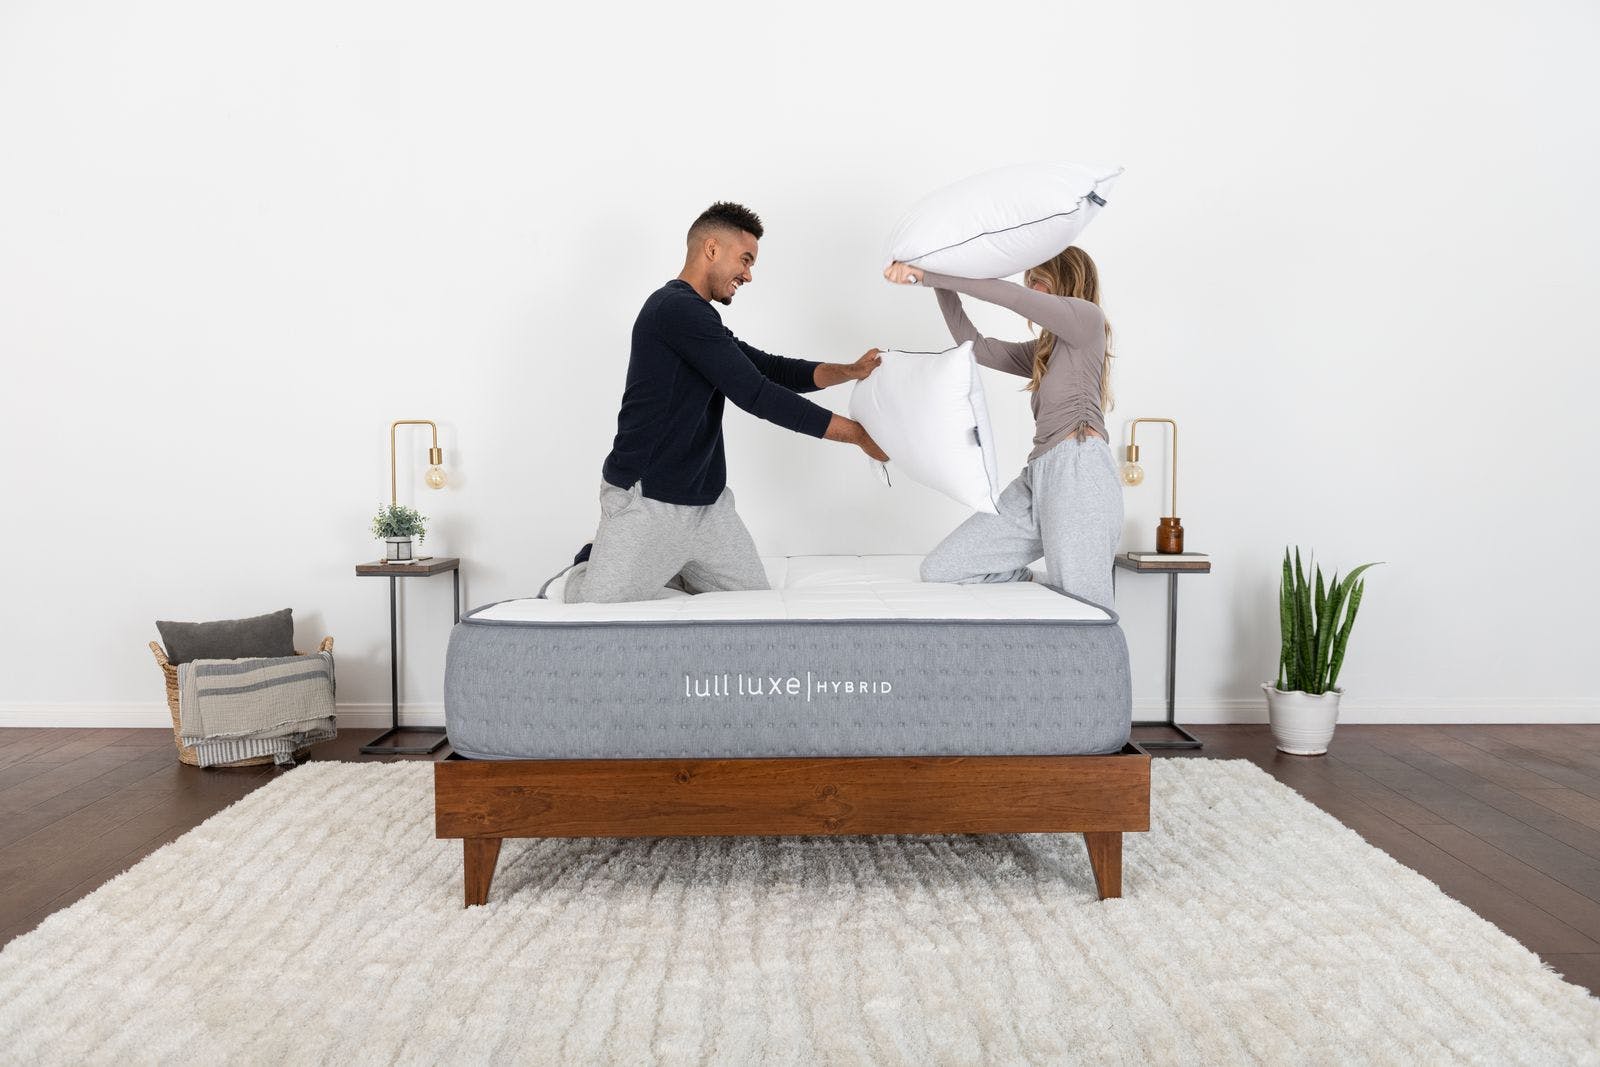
xmin=390 ymin=419 xmax=448 ymax=505
xmin=1120 ymin=417 xmax=1184 ymax=553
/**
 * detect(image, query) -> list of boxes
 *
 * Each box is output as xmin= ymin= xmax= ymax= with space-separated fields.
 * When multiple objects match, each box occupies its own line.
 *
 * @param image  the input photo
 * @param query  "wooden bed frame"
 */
xmin=434 ymin=744 xmax=1151 ymax=906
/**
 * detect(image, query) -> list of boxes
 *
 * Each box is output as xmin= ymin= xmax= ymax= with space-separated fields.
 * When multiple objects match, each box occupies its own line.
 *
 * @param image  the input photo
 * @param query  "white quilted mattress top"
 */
xmin=468 ymin=555 xmax=1110 ymax=623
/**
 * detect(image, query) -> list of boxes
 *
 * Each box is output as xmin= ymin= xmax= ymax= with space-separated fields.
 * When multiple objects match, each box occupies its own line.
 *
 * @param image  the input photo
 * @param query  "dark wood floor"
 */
xmin=2 ymin=724 xmax=1598 ymax=996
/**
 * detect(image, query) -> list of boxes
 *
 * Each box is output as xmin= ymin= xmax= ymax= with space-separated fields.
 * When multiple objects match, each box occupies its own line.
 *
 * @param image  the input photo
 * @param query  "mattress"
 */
xmin=445 ymin=555 xmax=1131 ymax=760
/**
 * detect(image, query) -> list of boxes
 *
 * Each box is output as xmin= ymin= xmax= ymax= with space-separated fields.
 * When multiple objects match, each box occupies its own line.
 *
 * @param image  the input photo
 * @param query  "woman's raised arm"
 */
xmin=919 ymin=270 xmax=1093 ymax=341
xmin=932 ymin=288 xmax=1035 ymax=377
xmin=885 ymin=262 xmax=1033 ymax=377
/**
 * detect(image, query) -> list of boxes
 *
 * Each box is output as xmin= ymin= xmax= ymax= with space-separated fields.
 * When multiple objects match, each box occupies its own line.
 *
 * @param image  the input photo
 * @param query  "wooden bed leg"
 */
xmin=1083 ymin=832 xmax=1122 ymax=900
xmin=463 ymin=838 xmax=502 ymax=907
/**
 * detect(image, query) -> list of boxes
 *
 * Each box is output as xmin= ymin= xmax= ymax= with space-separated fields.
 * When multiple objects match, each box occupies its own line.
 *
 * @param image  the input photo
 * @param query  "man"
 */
xmin=564 ymin=201 xmax=887 ymax=604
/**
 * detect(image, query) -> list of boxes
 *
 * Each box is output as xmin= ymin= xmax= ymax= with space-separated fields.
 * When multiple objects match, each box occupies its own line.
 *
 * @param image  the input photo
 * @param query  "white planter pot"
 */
xmin=1262 ymin=684 xmax=1342 ymax=756
xmin=383 ymin=536 xmax=415 ymax=562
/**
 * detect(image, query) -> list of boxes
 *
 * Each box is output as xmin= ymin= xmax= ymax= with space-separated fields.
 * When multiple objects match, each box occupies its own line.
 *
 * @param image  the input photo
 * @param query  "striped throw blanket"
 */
xmin=178 ymin=652 xmax=337 ymax=767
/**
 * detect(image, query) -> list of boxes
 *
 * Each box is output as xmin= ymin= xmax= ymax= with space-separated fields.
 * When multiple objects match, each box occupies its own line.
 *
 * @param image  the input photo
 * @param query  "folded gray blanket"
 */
xmin=178 ymin=652 xmax=337 ymax=766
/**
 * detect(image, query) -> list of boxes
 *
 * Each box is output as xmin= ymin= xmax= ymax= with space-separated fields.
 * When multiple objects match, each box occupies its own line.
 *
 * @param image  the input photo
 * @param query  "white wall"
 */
xmin=3 ymin=0 xmax=1597 ymax=728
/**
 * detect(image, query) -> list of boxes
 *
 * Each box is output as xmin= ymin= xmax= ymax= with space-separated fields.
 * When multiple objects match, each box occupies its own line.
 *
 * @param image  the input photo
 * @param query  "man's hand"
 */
xmin=812 ymin=349 xmax=881 ymax=388
xmin=848 ymin=348 xmax=881 ymax=380
xmin=884 ymin=261 xmax=925 ymax=285
xmin=825 ymin=414 xmax=889 ymax=462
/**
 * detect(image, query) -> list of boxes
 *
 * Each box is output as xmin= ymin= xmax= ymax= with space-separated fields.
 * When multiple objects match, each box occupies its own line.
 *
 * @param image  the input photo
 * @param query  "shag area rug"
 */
xmin=1 ymin=760 xmax=1596 ymax=1065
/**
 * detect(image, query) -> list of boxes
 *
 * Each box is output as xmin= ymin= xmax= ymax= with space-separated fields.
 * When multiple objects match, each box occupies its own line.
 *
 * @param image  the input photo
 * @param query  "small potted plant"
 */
xmin=1264 ymin=547 xmax=1380 ymax=755
xmin=371 ymin=503 xmax=427 ymax=562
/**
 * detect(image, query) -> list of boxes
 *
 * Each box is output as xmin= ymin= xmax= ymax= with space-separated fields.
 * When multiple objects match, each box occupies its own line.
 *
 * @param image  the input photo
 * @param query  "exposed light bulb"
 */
xmin=1120 ymin=461 xmax=1145 ymax=487
xmin=424 ymin=465 xmax=448 ymax=490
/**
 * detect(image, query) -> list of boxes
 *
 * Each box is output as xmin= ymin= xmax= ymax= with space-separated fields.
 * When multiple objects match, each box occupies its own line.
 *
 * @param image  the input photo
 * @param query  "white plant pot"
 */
xmin=1262 ymin=684 xmax=1342 ymax=756
xmin=383 ymin=536 xmax=415 ymax=562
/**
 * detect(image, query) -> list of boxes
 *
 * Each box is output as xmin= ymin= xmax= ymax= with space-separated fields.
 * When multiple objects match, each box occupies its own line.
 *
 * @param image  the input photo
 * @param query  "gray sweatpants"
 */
xmin=562 ymin=480 xmax=770 ymax=604
xmin=920 ymin=437 xmax=1123 ymax=609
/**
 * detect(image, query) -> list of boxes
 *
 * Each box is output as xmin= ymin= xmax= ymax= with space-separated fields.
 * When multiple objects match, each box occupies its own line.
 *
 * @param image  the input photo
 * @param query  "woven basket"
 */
xmin=149 ymin=636 xmax=334 ymax=768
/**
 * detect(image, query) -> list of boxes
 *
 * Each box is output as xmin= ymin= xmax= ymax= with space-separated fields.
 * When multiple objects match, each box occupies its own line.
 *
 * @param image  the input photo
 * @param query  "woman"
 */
xmin=884 ymin=247 xmax=1121 ymax=608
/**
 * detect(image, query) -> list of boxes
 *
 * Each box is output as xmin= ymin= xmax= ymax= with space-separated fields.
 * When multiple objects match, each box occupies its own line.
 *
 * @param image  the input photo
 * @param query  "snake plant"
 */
xmin=1275 ymin=548 xmax=1380 ymax=695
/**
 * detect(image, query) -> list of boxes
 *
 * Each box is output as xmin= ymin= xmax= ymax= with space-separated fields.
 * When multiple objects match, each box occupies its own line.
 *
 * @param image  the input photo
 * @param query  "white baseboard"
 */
xmin=1135 ymin=698 xmax=1600 ymax=725
xmin=3 ymin=699 xmax=1596 ymax=731
xmin=0 ymin=703 xmax=448 ymax=730
xmin=328 ymin=704 xmax=446 ymax=729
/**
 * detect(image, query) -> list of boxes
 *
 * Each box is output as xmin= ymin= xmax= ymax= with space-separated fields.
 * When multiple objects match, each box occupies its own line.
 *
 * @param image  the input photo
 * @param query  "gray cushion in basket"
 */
xmin=157 ymin=608 xmax=295 ymax=665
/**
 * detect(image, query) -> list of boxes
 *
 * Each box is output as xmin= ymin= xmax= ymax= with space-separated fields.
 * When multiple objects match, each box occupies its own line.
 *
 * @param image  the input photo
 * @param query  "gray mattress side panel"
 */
xmin=444 ymin=620 xmax=1131 ymax=759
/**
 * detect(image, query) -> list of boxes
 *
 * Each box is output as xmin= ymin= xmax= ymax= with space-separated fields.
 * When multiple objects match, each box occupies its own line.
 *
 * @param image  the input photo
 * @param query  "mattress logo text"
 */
xmin=683 ymin=672 xmax=892 ymax=700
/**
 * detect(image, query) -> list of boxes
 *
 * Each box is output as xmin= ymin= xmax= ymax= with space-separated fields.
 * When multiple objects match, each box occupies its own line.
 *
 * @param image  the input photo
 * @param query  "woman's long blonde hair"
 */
xmin=1022 ymin=246 xmax=1114 ymax=411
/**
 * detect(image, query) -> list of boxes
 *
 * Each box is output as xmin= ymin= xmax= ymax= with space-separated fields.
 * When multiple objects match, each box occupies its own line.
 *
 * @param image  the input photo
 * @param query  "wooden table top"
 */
xmin=355 ymin=556 xmax=461 ymax=577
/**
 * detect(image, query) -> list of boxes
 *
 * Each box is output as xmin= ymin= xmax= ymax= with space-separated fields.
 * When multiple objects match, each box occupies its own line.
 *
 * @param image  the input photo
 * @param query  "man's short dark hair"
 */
xmin=688 ymin=201 xmax=763 ymax=244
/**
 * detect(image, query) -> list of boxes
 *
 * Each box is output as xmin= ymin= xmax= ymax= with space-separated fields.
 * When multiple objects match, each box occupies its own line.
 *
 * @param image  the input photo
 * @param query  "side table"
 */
xmin=1112 ymin=553 xmax=1211 ymax=751
xmin=354 ymin=556 xmax=461 ymax=755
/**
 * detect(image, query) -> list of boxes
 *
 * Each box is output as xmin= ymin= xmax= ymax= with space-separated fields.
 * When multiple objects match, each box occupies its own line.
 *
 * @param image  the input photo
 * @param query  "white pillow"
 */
xmin=886 ymin=161 xmax=1123 ymax=280
xmin=848 ymin=343 xmax=1001 ymax=514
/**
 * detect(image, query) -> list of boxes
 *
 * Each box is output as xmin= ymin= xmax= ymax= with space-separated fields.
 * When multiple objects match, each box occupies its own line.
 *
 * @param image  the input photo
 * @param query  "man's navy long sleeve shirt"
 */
xmin=601 ymin=279 xmax=833 ymax=505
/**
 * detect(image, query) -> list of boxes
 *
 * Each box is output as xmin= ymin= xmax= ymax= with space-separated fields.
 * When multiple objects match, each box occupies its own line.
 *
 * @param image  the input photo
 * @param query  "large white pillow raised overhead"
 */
xmin=849 ymin=343 xmax=1001 ymax=513
xmin=886 ymin=161 xmax=1123 ymax=280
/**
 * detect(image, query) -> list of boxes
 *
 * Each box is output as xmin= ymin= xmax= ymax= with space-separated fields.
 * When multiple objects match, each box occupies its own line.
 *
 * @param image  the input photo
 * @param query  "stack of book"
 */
xmin=1123 ymin=552 xmax=1210 ymax=569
